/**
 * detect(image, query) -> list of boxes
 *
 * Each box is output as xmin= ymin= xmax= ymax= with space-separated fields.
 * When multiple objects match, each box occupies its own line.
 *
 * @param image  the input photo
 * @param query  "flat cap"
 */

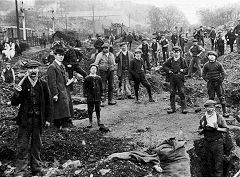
xmin=101 ymin=43 xmax=110 ymax=48
xmin=89 ymin=63 xmax=98 ymax=71
xmin=204 ymin=100 xmax=217 ymax=107
xmin=54 ymin=48 xmax=65 ymax=55
xmin=134 ymin=48 xmax=143 ymax=53
xmin=172 ymin=46 xmax=182 ymax=52
xmin=25 ymin=60 xmax=42 ymax=68
xmin=192 ymin=39 xmax=198 ymax=42
xmin=207 ymin=51 xmax=218 ymax=57
xmin=119 ymin=42 xmax=128 ymax=46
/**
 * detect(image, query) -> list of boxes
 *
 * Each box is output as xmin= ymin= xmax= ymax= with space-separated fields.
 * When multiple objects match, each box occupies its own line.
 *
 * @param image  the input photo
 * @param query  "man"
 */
xmin=160 ymin=34 xmax=169 ymax=63
xmin=126 ymin=32 xmax=133 ymax=50
xmin=163 ymin=46 xmax=188 ymax=114
xmin=94 ymin=43 xmax=117 ymax=106
xmin=179 ymin=33 xmax=187 ymax=54
xmin=138 ymin=38 xmax=151 ymax=70
xmin=197 ymin=26 xmax=205 ymax=47
xmin=150 ymin=37 xmax=160 ymax=66
xmin=215 ymin=31 xmax=225 ymax=56
xmin=63 ymin=41 xmax=87 ymax=91
xmin=202 ymin=51 xmax=229 ymax=118
xmin=187 ymin=39 xmax=205 ymax=79
xmin=209 ymin=26 xmax=216 ymax=50
xmin=198 ymin=100 xmax=228 ymax=177
xmin=115 ymin=42 xmax=134 ymax=100
xmin=47 ymin=48 xmax=74 ymax=129
xmin=94 ymin=34 xmax=104 ymax=53
xmin=233 ymin=19 xmax=240 ymax=54
xmin=129 ymin=48 xmax=155 ymax=103
xmin=171 ymin=31 xmax=178 ymax=46
xmin=15 ymin=39 xmax=22 ymax=57
xmin=12 ymin=60 xmax=53 ymax=177
xmin=1 ymin=62 xmax=15 ymax=84
xmin=225 ymin=27 xmax=236 ymax=53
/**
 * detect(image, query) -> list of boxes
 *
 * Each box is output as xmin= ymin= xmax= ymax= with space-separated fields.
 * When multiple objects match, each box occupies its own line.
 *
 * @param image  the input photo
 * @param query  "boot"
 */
xmin=167 ymin=97 xmax=176 ymax=114
xmin=167 ymin=109 xmax=176 ymax=114
xmin=222 ymin=104 xmax=229 ymax=118
xmin=181 ymin=100 xmax=188 ymax=114
xmin=108 ymin=91 xmax=116 ymax=105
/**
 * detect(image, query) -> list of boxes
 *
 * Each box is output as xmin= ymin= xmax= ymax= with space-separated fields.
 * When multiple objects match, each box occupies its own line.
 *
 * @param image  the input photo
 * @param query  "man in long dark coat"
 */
xmin=47 ymin=48 xmax=74 ymax=129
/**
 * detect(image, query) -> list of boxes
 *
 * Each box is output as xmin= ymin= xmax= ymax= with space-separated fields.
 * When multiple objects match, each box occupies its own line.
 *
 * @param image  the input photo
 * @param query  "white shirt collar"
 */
xmin=122 ymin=51 xmax=127 ymax=55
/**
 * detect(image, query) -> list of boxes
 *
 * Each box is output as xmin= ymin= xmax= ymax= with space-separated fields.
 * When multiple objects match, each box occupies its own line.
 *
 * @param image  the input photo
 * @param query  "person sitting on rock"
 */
xmin=198 ymin=100 xmax=228 ymax=177
xmin=1 ymin=62 xmax=15 ymax=84
xmin=163 ymin=46 xmax=188 ymax=114
xmin=202 ymin=51 xmax=229 ymax=118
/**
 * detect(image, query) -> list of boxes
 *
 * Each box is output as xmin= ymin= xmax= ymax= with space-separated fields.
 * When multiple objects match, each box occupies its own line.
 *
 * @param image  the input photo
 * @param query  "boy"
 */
xmin=11 ymin=60 xmax=52 ymax=177
xmin=129 ymin=48 xmax=155 ymax=103
xmin=202 ymin=51 xmax=229 ymax=118
xmin=163 ymin=46 xmax=188 ymax=114
xmin=150 ymin=37 xmax=159 ymax=66
xmin=198 ymin=100 xmax=228 ymax=177
xmin=187 ymin=39 xmax=205 ymax=78
xmin=83 ymin=64 xmax=104 ymax=128
xmin=1 ymin=62 xmax=15 ymax=84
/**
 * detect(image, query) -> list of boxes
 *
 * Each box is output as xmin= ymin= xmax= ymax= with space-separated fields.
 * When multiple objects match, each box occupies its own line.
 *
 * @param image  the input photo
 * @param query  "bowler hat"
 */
xmin=204 ymin=100 xmax=217 ymax=107
xmin=89 ymin=63 xmax=98 ymax=71
xmin=134 ymin=48 xmax=143 ymax=54
xmin=172 ymin=46 xmax=182 ymax=52
xmin=25 ymin=60 xmax=42 ymax=68
xmin=101 ymin=43 xmax=110 ymax=48
xmin=207 ymin=51 xmax=218 ymax=57
xmin=54 ymin=48 xmax=65 ymax=55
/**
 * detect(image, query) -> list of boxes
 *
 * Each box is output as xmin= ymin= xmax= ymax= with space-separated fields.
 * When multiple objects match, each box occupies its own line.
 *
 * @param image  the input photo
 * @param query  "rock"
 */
xmin=62 ymin=160 xmax=82 ymax=169
xmin=99 ymin=169 xmax=110 ymax=175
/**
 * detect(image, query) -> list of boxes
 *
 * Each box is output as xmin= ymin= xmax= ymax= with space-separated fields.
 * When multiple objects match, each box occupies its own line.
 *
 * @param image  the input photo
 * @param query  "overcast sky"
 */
xmin=132 ymin=0 xmax=240 ymax=24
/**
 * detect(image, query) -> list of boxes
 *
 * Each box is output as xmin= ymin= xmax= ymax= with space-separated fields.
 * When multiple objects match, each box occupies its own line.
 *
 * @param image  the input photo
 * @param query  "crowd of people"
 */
xmin=2 ymin=21 xmax=240 ymax=176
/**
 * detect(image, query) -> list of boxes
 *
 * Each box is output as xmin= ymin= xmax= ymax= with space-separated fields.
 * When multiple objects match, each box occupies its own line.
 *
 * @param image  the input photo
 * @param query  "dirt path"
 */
xmin=74 ymin=91 xmax=202 ymax=151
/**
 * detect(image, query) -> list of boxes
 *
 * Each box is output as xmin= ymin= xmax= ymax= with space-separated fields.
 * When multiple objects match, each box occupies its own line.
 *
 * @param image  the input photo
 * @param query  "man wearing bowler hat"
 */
xmin=115 ymin=42 xmax=134 ymax=100
xmin=94 ymin=43 xmax=117 ymax=106
xmin=12 ymin=60 xmax=53 ymax=177
xmin=163 ymin=46 xmax=188 ymax=114
xmin=198 ymin=99 xmax=228 ymax=177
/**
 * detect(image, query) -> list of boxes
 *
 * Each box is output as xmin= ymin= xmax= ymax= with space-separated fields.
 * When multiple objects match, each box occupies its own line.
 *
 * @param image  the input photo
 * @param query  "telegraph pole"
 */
xmin=92 ymin=5 xmax=95 ymax=37
xmin=129 ymin=14 xmax=130 ymax=29
xmin=15 ymin=0 xmax=20 ymax=40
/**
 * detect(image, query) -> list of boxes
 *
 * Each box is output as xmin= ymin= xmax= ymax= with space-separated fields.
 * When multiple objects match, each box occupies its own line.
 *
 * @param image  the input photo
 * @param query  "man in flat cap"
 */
xmin=12 ymin=60 xmax=53 ymax=177
xmin=129 ymin=48 xmax=155 ymax=103
xmin=138 ymin=38 xmax=151 ymax=70
xmin=233 ymin=19 xmax=240 ymax=53
xmin=202 ymin=51 xmax=229 ymax=118
xmin=163 ymin=46 xmax=188 ymax=114
xmin=47 ymin=48 xmax=74 ymax=129
xmin=94 ymin=34 xmax=104 ymax=53
xmin=209 ymin=26 xmax=216 ymax=50
xmin=187 ymin=39 xmax=205 ymax=79
xmin=94 ymin=43 xmax=117 ymax=106
xmin=198 ymin=99 xmax=228 ymax=177
xmin=1 ymin=62 xmax=15 ymax=84
xmin=225 ymin=26 xmax=236 ymax=53
xmin=150 ymin=37 xmax=160 ymax=66
xmin=115 ymin=42 xmax=134 ymax=100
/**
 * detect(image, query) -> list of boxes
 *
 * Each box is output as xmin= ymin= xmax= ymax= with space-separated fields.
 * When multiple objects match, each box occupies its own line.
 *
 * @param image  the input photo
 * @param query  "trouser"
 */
xmin=207 ymin=81 xmax=227 ymax=114
xmin=210 ymin=38 xmax=215 ymax=50
xmin=169 ymin=75 xmax=186 ymax=110
xmin=162 ymin=48 xmax=169 ymax=62
xmin=217 ymin=46 xmax=224 ymax=56
xmin=237 ymin=36 xmax=240 ymax=53
xmin=229 ymin=43 xmax=234 ymax=52
xmin=15 ymin=115 xmax=42 ymax=175
xmin=172 ymin=41 xmax=177 ymax=46
xmin=204 ymin=139 xmax=223 ymax=177
xmin=117 ymin=70 xmax=132 ymax=99
xmin=180 ymin=45 xmax=185 ymax=54
xmin=188 ymin=56 xmax=202 ymax=77
xmin=152 ymin=51 xmax=158 ymax=66
xmin=66 ymin=64 xmax=87 ymax=91
xmin=133 ymin=76 xmax=152 ymax=101
xmin=142 ymin=54 xmax=151 ymax=69
xmin=99 ymin=70 xmax=114 ymax=103
xmin=87 ymin=101 xmax=101 ymax=124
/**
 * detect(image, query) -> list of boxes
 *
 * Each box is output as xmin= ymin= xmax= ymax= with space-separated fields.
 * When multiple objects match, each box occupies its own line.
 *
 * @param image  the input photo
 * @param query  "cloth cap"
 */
xmin=134 ymin=48 xmax=143 ymax=54
xmin=207 ymin=51 xmax=218 ymax=57
xmin=89 ymin=63 xmax=98 ymax=71
xmin=25 ymin=60 xmax=41 ymax=68
xmin=204 ymin=100 xmax=217 ymax=107
xmin=119 ymin=42 xmax=128 ymax=46
xmin=192 ymin=39 xmax=198 ymax=42
xmin=101 ymin=43 xmax=110 ymax=48
xmin=172 ymin=46 xmax=182 ymax=52
xmin=54 ymin=48 xmax=65 ymax=55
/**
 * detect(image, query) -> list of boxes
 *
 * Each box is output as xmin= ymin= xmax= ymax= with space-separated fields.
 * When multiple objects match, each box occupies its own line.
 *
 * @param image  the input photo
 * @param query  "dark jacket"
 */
xmin=234 ymin=24 xmax=240 ymax=35
xmin=94 ymin=38 xmax=104 ymax=50
xmin=63 ymin=48 xmax=80 ymax=66
xmin=15 ymin=43 xmax=22 ymax=56
xmin=209 ymin=30 xmax=216 ymax=40
xmin=11 ymin=78 xmax=53 ymax=132
xmin=225 ymin=30 xmax=236 ymax=44
xmin=47 ymin=61 xmax=74 ymax=120
xmin=202 ymin=61 xmax=225 ymax=82
xmin=163 ymin=56 xmax=188 ymax=82
xmin=115 ymin=51 xmax=134 ymax=77
xmin=129 ymin=58 xmax=146 ymax=80
xmin=83 ymin=75 xmax=103 ymax=102
xmin=171 ymin=34 xmax=178 ymax=43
